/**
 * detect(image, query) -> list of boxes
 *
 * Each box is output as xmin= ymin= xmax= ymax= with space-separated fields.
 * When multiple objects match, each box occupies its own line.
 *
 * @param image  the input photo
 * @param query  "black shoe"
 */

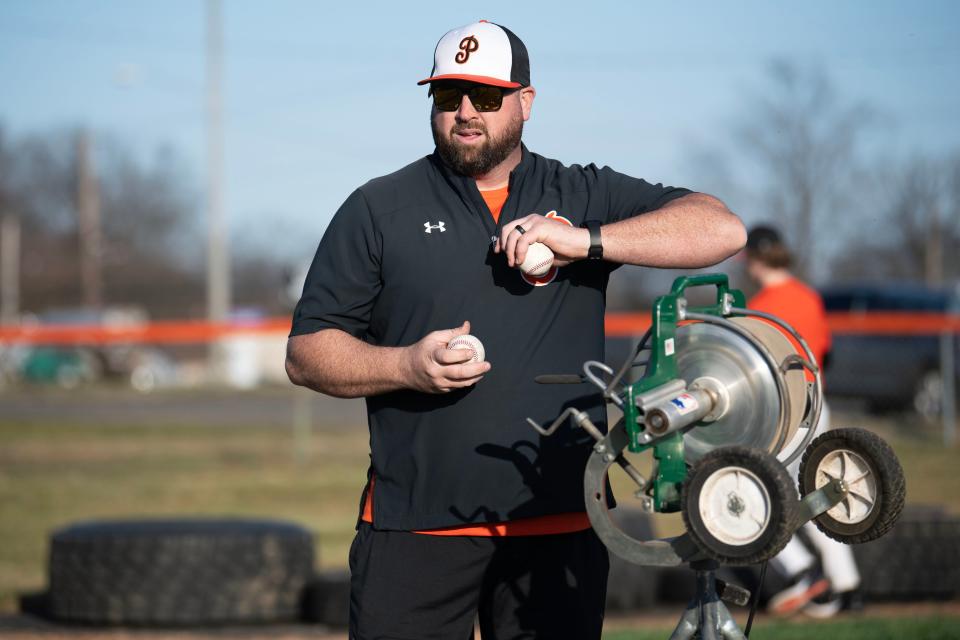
xmin=840 ymin=589 xmax=865 ymax=612
xmin=804 ymin=587 xmax=865 ymax=618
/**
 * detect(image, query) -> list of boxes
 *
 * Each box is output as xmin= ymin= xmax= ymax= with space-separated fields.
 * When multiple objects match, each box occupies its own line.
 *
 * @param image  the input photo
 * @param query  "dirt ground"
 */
xmin=2 ymin=602 xmax=959 ymax=640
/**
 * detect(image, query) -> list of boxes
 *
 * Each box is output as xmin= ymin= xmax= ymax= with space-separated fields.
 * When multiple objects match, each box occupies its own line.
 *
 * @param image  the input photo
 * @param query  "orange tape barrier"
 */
xmin=825 ymin=312 xmax=960 ymax=335
xmin=0 ymin=312 xmax=957 ymax=345
xmin=603 ymin=312 xmax=960 ymax=337
xmin=0 ymin=318 xmax=293 ymax=345
xmin=604 ymin=313 xmax=652 ymax=337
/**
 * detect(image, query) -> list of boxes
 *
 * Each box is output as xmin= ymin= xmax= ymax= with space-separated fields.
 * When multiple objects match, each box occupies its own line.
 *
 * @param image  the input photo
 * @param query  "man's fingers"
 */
xmin=445 ymin=362 xmax=491 ymax=380
xmin=499 ymin=217 xmax=533 ymax=262
xmin=432 ymin=320 xmax=471 ymax=345
xmin=513 ymin=236 xmax=532 ymax=267
xmin=430 ymin=365 xmax=488 ymax=392
xmin=499 ymin=216 xmax=549 ymax=268
xmin=448 ymin=374 xmax=486 ymax=388
xmin=436 ymin=348 xmax=474 ymax=365
xmin=438 ymin=372 xmax=487 ymax=390
xmin=504 ymin=225 xmax=527 ymax=267
xmin=498 ymin=220 xmax=519 ymax=251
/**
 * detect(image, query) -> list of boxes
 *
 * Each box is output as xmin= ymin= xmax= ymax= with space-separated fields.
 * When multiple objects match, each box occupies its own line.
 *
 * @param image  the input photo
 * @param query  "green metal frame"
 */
xmin=621 ymin=273 xmax=747 ymax=512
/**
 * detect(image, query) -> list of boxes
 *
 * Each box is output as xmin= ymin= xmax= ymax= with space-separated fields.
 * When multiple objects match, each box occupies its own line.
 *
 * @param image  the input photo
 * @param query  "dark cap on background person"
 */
xmin=746 ymin=225 xmax=783 ymax=251
xmin=746 ymin=225 xmax=792 ymax=268
xmin=418 ymin=20 xmax=530 ymax=88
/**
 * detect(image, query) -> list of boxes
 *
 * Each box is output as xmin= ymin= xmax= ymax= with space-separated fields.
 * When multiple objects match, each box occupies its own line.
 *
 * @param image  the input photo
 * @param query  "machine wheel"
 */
xmin=682 ymin=446 xmax=795 ymax=566
xmin=798 ymin=427 xmax=906 ymax=544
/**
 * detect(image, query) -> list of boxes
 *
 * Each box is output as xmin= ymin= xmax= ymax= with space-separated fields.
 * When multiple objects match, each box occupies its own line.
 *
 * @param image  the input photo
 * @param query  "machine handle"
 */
xmin=669 ymin=273 xmax=730 ymax=301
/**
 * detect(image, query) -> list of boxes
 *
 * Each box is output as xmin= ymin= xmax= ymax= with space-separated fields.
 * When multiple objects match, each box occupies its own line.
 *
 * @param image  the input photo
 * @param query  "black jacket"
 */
xmin=292 ymin=145 xmax=690 ymax=530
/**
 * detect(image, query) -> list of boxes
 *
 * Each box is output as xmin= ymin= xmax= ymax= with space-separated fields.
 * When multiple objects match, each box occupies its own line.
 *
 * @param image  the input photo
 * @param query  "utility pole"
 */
xmin=0 ymin=212 xmax=19 ymax=324
xmin=77 ymin=130 xmax=103 ymax=310
xmin=206 ymin=0 xmax=230 ymax=379
xmin=925 ymin=203 xmax=943 ymax=287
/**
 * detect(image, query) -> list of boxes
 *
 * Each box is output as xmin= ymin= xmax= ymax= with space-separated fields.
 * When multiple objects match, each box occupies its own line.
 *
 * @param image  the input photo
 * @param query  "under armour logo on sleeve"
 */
xmin=424 ymin=221 xmax=446 ymax=234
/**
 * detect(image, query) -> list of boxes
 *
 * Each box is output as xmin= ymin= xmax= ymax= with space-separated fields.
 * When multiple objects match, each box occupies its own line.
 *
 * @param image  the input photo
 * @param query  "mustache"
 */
xmin=450 ymin=121 xmax=488 ymax=135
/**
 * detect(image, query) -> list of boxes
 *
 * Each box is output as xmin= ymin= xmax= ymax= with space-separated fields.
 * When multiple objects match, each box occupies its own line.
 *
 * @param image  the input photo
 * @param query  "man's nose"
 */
xmin=455 ymin=94 xmax=479 ymax=121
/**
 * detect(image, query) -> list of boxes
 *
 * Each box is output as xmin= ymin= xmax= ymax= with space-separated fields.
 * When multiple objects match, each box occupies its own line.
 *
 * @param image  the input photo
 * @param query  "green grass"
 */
xmin=604 ymin=615 xmax=960 ymax=639
xmin=0 ymin=399 xmax=957 ymax=622
xmin=0 ymin=418 xmax=371 ymax=613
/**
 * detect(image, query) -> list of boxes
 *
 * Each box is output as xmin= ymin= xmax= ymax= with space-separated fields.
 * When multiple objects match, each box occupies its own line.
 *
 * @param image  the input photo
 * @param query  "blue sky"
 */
xmin=2 ymin=0 xmax=959 ymax=265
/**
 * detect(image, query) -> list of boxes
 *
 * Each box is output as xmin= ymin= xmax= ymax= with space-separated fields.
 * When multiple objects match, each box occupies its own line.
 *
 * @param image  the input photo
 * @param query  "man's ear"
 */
xmin=520 ymin=86 xmax=536 ymax=121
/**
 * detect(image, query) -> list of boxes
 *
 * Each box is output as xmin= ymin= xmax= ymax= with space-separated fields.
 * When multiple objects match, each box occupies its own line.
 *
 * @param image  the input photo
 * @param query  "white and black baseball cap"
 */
xmin=418 ymin=20 xmax=530 ymax=88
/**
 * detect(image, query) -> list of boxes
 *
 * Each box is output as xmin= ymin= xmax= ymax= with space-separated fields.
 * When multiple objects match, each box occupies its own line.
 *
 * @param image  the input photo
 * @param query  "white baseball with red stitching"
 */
xmin=447 ymin=334 xmax=485 ymax=363
xmin=519 ymin=242 xmax=555 ymax=277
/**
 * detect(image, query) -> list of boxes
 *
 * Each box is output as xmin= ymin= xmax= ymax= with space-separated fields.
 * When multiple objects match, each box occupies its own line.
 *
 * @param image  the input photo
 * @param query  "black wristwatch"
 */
xmin=582 ymin=219 xmax=603 ymax=260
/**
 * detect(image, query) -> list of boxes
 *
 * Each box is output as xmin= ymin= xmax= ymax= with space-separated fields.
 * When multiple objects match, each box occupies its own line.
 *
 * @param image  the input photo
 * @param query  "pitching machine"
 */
xmin=529 ymin=274 xmax=905 ymax=639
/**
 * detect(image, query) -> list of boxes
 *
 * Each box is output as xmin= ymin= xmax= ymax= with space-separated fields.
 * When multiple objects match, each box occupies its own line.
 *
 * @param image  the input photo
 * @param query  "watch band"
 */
xmin=583 ymin=220 xmax=603 ymax=260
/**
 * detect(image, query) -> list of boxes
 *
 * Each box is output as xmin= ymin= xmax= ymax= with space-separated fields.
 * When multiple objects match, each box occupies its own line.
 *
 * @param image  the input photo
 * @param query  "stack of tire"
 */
xmin=21 ymin=508 xmax=959 ymax=625
xmin=852 ymin=505 xmax=960 ymax=602
xmin=40 ymin=519 xmax=317 ymax=625
xmin=604 ymin=504 xmax=960 ymax=610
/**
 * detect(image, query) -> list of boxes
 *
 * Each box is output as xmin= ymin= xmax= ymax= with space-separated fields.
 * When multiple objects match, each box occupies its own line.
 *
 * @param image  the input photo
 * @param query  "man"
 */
xmin=287 ymin=21 xmax=745 ymax=639
xmin=743 ymin=225 xmax=862 ymax=618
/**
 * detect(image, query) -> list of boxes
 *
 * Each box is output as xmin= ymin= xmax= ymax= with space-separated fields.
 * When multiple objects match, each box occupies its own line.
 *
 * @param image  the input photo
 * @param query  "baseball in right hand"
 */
xmin=518 ymin=242 xmax=555 ymax=277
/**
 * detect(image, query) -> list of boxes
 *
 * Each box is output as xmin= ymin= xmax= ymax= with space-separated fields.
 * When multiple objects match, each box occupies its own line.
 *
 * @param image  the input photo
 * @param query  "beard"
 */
xmin=432 ymin=112 xmax=524 ymax=177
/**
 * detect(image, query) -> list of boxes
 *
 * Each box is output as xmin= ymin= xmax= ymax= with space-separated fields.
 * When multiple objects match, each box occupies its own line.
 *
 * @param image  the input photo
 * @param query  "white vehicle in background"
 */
xmin=282 ymin=261 xmax=312 ymax=310
xmin=15 ymin=306 xmax=178 ymax=392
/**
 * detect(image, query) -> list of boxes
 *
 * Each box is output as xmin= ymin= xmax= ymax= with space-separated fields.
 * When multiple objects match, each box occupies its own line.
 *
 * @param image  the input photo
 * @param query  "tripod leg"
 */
xmin=668 ymin=603 xmax=699 ymax=640
xmin=716 ymin=600 xmax=747 ymax=640
xmin=669 ymin=564 xmax=750 ymax=640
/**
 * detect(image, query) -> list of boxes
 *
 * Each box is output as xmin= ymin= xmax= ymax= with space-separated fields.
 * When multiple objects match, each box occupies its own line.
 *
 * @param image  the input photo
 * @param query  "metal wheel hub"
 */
xmin=817 ymin=449 xmax=877 ymax=524
xmin=676 ymin=322 xmax=789 ymax=462
xmin=698 ymin=465 xmax=772 ymax=546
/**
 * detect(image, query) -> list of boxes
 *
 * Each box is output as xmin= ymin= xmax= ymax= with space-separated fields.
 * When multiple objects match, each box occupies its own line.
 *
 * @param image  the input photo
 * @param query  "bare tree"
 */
xmin=2 ymin=125 xmax=292 ymax=319
xmin=0 ymin=126 xmax=204 ymax=317
xmin=6 ymin=128 xmax=81 ymax=311
xmin=685 ymin=61 xmax=872 ymax=283
xmin=735 ymin=60 xmax=874 ymax=280
xmin=831 ymin=153 xmax=960 ymax=285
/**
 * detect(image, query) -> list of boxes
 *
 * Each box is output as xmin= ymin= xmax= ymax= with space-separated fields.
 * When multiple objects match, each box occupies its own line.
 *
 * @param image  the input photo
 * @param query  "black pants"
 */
xmin=349 ymin=523 xmax=610 ymax=640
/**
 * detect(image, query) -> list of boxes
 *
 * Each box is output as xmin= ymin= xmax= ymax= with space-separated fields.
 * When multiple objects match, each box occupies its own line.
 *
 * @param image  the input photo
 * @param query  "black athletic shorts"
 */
xmin=348 ymin=522 xmax=610 ymax=639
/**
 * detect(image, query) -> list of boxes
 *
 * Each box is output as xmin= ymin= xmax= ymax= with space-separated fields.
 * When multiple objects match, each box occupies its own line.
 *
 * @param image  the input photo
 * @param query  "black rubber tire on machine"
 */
xmin=682 ymin=446 xmax=795 ymax=566
xmin=798 ymin=427 xmax=906 ymax=544
xmin=47 ymin=519 xmax=315 ymax=625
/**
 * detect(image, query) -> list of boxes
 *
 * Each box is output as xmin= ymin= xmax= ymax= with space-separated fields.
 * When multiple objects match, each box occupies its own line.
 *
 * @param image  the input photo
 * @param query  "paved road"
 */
xmin=0 ymin=381 xmax=880 ymax=431
xmin=0 ymin=386 xmax=367 ymax=430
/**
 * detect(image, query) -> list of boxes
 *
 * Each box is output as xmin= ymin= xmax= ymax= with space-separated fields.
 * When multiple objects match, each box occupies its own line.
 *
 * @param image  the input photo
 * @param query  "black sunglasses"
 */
xmin=431 ymin=83 xmax=516 ymax=112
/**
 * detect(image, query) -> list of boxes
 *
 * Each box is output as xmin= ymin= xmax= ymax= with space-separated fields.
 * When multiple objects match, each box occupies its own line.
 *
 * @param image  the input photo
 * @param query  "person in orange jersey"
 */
xmin=744 ymin=225 xmax=862 ymax=617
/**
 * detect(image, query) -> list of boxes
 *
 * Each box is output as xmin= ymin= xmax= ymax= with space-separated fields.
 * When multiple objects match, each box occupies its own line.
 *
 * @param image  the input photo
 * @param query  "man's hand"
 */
xmin=403 ymin=321 xmax=492 ymax=393
xmin=495 ymin=214 xmax=590 ymax=269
